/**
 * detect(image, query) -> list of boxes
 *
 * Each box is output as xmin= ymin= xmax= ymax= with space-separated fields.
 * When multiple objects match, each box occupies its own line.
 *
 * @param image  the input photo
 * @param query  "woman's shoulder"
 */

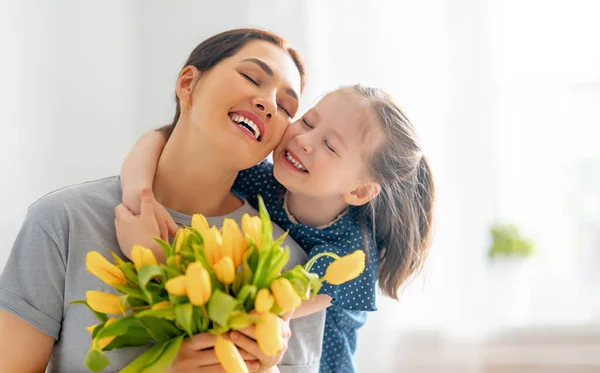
xmin=28 ymin=176 xmax=122 ymax=226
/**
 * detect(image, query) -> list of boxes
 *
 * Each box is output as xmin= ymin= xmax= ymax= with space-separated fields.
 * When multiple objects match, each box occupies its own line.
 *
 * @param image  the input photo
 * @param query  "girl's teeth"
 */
xmin=286 ymin=152 xmax=306 ymax=171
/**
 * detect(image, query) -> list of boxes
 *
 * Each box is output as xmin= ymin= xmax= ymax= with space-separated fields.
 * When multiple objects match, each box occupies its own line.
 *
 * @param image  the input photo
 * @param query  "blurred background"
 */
xmin=1 ymin=0 xmax=599 ymax=372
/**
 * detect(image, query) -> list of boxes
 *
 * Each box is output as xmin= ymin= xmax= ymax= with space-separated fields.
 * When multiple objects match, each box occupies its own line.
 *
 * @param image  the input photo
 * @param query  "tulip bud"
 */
xmin=86 ymin=251 xmax=126 ymax=287
xmin=86 ymin=291 xmax=125 ymax=315
xmin=191 ymin=213 xmax=209 ymax=234
xmin=186 ymin=262 xmax=212 ymax=306
xmin=213 ymin=256 xmax=235 ymax=285
xmin=254 ymin=288 xmax=274 ymax=314
xmin=241 ymin=214 xmax=262 ymax=251
xmin=173 ymin=228 xmax=189 ymax=253
xmin=256 ymin=312 xmax=283 ymax=357
xmin=221 ymin=219 xmax=246 ymax=268
xmin=202 ymin=227 xmax=223 ymax=266
xmin=165 ymin=275 xmax=188 ymax=297
xmin=323 ymin=250 xmax=366 ymax=285
xmin=270 ymin=278 xmax=301 ymax=313
xmin=88 ymin=318 xmax=118 ymax=350
xmin=151 ymin=301 xmax=171 ymax=310
xmin=215 ymin=336 xmax=249 ymax=373
xmin=131 ymin=245 xmax=158 ymax=271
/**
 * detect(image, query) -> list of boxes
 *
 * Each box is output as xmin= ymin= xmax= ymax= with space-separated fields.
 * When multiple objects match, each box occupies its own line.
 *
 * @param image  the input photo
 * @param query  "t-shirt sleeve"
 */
xmin=232 ymin=160 xmax=276 ymax=204
xmin=307 ymin=243 xmax=378 ymax=312
xmin=0 ymin=209 xmax=66 ymax=339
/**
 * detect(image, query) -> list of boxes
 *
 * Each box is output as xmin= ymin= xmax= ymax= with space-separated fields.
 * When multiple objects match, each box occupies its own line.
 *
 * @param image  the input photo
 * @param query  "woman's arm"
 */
xmin=121 ymin=131 xmax=167 ymax=215
xmin=0 ymin=310 xmax=54 ymax=373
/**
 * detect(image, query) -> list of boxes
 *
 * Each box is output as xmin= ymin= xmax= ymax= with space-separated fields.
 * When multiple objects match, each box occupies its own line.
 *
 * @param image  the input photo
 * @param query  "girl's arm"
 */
xmin=121 ymin=131 xmax=167 ymax=215
xmin=291 ymin=294 xmax=332 ymax=319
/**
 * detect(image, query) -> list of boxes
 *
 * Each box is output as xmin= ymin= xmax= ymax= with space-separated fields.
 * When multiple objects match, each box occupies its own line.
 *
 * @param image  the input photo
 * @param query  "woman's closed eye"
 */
xmin=278 ymin=104 xmax=292 ymax=118
xmin=241 ymin=73 xmax=258 ymax=86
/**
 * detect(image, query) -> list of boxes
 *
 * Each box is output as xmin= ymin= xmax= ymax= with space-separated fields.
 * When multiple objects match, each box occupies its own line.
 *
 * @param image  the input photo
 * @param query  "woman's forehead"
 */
xmin=229 ymin=40 xmax=301 ymax=95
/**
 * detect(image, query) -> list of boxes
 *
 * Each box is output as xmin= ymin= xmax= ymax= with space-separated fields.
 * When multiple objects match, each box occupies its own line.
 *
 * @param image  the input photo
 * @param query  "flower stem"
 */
xmin=304 ymin=252 xmax=341 ymax=272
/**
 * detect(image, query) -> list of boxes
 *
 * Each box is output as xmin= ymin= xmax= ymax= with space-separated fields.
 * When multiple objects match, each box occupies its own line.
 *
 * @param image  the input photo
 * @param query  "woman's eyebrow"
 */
xmin=241 ymin=58 xmax=299 ymax=101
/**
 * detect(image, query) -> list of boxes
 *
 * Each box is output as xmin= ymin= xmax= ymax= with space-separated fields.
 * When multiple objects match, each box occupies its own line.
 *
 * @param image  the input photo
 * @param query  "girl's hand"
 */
xmin=115 ymin=188 xmax=176 ymax=261
xmin=230 ymin=313 xmax=293 ymax=372
xmin=166 ymin=333 xmax=260 ymax=373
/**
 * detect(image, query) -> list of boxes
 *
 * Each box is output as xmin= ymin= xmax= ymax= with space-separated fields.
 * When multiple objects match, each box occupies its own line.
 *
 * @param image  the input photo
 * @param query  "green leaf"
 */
xmin=209 ymin=289 xmax=243 ymax=327
xmin=257 ymin=195 xmax=273 ymax=249
xmin=193 ymin=305 xmax=209 ymax=332
xmin=70 ymin=300 xmax=108 ymax=322
xmin=154 ymin=237 xmax=173 ymax=258
xmin=95 ymin=315 xmax=138 ymax=340
xmin=84 ymin=348 xmax=110 ymax=372
xmin=138 ymin=316 xmax=183 ymax=341
xmin=120 ymin=336 xmax=183 ymax=373
xmin=273 ymin=230 xmax=289 ymax=248
xmin=253 ymin=246 xmax=277 ymax=289
xmin=235 ymin=284 xmax=257 ymax=312
xmin=228 ymin=311 xmax=258 ymax=330
xmin=166 ymin=256 xmax=183 ymax=277
xmin=127 ymin=296 xmax=148 ymax=308
xmin=138 ymin=265 xmax=168 ymax=304
xmin=263 ymin=247 xmax=290 ymax=286
xmin=114 ymin=284 xmax=146 ymax=300
xmin=174 ymin=303 xmax=195 ymax=337
xmin=140 ymin=335 xmax=184 ymax=373
xmin=117 ymin=261 xmax=140 ymax=287
xmin=103 ymin=324 xmax=153 ymax=350
xmin=135 ymin=307 xmax=176 ymax=320
xmin=306 ymin=272 xmax=322 ymax=299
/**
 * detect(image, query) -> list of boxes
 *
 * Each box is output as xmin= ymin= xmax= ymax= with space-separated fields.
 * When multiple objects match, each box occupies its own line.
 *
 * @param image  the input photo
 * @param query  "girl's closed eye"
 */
xmin=324 ymin=140 xmax=337 ymax=154
xmin=302 ymin=118 xmax=313 ymax=129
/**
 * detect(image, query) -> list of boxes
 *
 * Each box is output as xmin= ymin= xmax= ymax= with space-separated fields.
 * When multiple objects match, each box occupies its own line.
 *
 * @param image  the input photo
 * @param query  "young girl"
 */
xmin=117 ymin=84 xmax=435 ymax=373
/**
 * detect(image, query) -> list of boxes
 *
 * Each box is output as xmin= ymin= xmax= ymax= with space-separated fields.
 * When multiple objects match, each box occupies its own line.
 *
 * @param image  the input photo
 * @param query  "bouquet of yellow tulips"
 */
xmin=75 ymin=197 xmax=365 ymax=373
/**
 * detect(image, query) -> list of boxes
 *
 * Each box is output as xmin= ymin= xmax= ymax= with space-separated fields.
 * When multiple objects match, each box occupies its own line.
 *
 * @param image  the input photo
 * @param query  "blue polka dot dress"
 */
xmin=233 ymin=161 xmax=378 ymax=373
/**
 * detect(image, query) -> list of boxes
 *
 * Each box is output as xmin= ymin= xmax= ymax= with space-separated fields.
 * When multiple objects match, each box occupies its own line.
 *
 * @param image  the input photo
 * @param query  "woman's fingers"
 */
xmin=229 ymin=331 xmax=262 ymax=358
xmin=114 ymin=203 xmax=134 ymax=221
xmin=182 ymin=333 xmax=218 ymax=351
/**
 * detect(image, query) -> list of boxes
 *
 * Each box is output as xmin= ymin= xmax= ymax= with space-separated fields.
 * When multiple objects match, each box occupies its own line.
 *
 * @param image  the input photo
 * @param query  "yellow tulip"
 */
xmin=186 ymin=262 xmax=211 ymax=306
xmin=173 ymin=228 xmax=190 ymax=254
xmin=256 ymin=312 xmax=283 ymax=357
xmin=192 ymin=214 xmax=210 ymax=234
xmin=215 ymin=336 xmax=249 ymax=373
xmin=322 ymin=250 xmax=366 ymax=285
xmin=202 ymin=226 xmax=223 ymax=266
xmin=221 ymin=218 xmax=246 ymax=268
xmin=151 ymin=301 xmax=171 ymax=310
xmin=131 ymin=245 xmax=158 ymax=271
xmin=86 ymin=251 xmax=126 ymax=287
xmin=270 ymin=278 xmax=301 ymax=313
xmin=165 ymin=275 xmax=188 ymax=297
xmin=213 ymin=256 xmax=235 ymax=285
xmin=254 ymin=288 xmax=274 ymax=314
xmin=86 ymin=291 xmax=125 ymax=315
xmin=241 ymin=214 xmax=262 ymax=250
xmin=88 ymin=318 xmax=118 ymax=350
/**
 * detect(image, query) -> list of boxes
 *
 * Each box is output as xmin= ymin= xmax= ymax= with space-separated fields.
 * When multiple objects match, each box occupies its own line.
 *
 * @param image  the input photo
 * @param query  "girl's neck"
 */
xmin=153 ymin=122 xmax=242 ymax=217
xmin=285 ymin=191 xmax=349 ymax=228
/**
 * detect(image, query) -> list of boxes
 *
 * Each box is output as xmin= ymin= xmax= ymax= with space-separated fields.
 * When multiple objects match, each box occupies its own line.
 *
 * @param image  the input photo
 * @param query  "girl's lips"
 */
xmin=281 ymin=149 xmax=308 ymax=173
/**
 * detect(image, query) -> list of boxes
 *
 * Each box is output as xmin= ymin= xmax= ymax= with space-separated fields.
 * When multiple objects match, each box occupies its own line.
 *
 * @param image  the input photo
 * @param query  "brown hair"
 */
xmin=159 ymin=28 xmax=306 ymax=138
xmin=339 ymin=85 xmax=435 ymax=300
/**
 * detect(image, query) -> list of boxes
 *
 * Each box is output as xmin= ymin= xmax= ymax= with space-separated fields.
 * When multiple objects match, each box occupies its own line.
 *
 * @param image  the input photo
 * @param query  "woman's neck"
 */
xmin=153 ymin=123 xmax=242 ymax=217
xmin=285 ymin=191 xmax=349 ymax=228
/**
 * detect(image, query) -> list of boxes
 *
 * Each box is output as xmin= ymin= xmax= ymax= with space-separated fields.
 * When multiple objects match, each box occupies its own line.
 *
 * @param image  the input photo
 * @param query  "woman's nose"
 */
xmin=252 ymin=94 xmax=276 ymax=119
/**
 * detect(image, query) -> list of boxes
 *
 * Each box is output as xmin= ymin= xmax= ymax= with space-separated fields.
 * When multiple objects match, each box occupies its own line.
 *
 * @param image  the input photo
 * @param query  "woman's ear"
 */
xmin=343 ymin=182 xmax=381 ymax=206
xmin=176 ymin=66 xmax=201 ymax=109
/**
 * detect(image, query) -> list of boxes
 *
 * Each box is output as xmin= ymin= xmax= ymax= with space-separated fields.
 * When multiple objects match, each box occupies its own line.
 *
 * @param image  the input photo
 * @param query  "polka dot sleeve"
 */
xmin=232 ymin=160 xmax=275 ymax=202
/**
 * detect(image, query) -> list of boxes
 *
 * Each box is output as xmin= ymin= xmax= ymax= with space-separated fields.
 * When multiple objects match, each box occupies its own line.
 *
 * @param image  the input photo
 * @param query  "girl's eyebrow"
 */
xmin=241 ymin=58 xmax=298 ymax=101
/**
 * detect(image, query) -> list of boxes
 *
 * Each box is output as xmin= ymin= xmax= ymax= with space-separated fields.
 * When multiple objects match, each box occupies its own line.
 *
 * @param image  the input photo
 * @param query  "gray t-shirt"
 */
xmin=0 ymin=176 xmax=324 ymax=373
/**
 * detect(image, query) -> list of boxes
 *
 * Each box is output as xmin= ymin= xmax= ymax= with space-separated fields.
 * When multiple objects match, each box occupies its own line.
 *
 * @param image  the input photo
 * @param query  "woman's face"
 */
xmin=180 ymin=40 xmax=301 ymax=169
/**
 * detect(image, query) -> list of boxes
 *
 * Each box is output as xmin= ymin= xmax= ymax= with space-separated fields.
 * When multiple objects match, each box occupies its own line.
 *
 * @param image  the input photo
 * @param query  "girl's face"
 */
xmin=273 ymin=92 xmax=385 ymax=202
xmin=179 ymin=40 xmax=301 ymax=169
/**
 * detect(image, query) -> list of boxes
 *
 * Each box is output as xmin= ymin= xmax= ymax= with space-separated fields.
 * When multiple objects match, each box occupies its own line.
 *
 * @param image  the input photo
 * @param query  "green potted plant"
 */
xmin=488 ymin=223 xmax=534 ymax=259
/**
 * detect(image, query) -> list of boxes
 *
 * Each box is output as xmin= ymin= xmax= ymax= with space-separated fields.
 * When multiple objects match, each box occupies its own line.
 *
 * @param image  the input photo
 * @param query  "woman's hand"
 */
xmin=115 ymin=188 xmax=177 ymax=261
xmin=230 ymin=313 xmax=293 ymax=373
xmin=166 ymin=333 xmax=260 ymax=373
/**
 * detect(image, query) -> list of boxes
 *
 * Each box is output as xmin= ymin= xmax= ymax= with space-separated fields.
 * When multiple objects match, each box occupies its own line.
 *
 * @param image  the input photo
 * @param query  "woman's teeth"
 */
xmin=286 ymin=151 xmax=307 ymax=172
xmin=230 ymin=114 xmax=261 ymax=140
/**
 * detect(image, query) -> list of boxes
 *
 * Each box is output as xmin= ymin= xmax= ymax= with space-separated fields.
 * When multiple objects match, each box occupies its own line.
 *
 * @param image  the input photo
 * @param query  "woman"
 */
xmin=0 ymin=29 xmax=324 ymax=373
